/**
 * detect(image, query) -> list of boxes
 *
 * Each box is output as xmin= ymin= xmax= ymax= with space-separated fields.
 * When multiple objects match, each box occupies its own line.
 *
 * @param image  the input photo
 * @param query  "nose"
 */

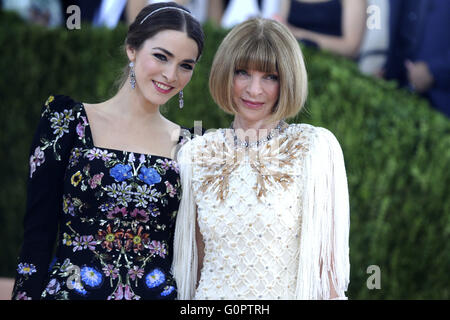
xmin=246 ymin=75 xmax=263 ymax=97
xmin=162 ymin=64 xmax=177 ymax=83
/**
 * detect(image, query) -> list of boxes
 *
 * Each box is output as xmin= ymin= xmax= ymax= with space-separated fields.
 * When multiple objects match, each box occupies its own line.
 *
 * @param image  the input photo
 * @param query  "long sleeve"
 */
xmin=295 ymin=127 xmax=350 ymax=299
xmin=427 ymin=49 xmax=450 ymax=91
xmin=172 ymin=140 xmax=198 ymax=300
xmin=12 ymin=95 xmax=77 ymax=300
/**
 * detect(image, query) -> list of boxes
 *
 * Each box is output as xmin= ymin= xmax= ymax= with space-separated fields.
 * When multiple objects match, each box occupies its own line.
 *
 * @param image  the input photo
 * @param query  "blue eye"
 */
xmin=266 ymin=74 xmax=279 ymax=81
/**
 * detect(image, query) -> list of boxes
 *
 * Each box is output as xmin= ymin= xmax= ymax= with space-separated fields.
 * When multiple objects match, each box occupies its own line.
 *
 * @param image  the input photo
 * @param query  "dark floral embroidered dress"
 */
xmin=12 ymin=95 xmax=188 ymax=300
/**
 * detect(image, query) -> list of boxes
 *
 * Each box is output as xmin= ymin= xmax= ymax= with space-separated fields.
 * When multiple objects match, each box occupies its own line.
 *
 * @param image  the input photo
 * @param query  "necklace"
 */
xmin=229 ymin=120 xmax=288 ymax=148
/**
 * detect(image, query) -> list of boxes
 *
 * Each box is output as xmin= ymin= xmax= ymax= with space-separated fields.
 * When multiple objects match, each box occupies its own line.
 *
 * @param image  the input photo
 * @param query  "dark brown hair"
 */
xmin=127 ymin=2 xmax=204 ymax=60
xmin=117 ymin=2 xmax=204 ymax=89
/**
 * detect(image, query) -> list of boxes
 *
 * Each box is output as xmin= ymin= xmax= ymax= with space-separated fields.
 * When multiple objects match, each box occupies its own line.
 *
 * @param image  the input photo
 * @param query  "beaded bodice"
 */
xmin=173 ymin=123 xmax=350 ymax=300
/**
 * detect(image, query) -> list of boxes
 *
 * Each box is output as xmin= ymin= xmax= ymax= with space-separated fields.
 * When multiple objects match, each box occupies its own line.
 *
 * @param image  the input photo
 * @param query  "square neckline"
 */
xmin=79 ymin=102 xmax=183 ymax=161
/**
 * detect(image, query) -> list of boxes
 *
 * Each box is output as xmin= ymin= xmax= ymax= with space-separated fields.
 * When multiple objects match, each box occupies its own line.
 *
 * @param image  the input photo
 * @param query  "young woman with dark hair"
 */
xmin=12 ymin=1 xmax=204 ymax=300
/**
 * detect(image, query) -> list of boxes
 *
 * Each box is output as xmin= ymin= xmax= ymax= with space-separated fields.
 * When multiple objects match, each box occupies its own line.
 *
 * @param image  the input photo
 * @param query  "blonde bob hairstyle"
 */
xmin=209 ymin=18 xmax=308 ymax=123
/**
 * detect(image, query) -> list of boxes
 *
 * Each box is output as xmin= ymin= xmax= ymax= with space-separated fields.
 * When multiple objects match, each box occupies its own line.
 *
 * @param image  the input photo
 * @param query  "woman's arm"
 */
xmin=280 ymin=0 xmax=367 ymax=58
xmin=295 ymin=127 xmax=350 ymax=299
xmin=12 ymin=95 xmax=77 ymax=300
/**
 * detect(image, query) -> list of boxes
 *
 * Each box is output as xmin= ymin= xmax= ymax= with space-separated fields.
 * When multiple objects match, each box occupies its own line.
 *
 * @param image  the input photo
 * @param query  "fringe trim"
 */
xmin=171 ymin=142 xmax=198 ymax=299
xmin=295 ymin=127 xmax=350 ymax=299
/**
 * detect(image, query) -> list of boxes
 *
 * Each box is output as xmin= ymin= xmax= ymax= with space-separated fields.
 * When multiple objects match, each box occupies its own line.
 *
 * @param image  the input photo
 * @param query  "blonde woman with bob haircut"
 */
xmin=172 ymin=18 xmax=350 ymax=300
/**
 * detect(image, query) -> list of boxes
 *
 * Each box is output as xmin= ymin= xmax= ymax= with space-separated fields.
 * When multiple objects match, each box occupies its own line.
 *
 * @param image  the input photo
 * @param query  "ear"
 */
xmin=126 ymin=45 xmax=136 ymax=62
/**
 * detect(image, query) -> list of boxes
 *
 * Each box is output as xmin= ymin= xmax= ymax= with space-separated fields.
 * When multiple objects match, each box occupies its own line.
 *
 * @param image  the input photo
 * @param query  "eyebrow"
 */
xmin=153 ymin=47 xmax=196 ymax=64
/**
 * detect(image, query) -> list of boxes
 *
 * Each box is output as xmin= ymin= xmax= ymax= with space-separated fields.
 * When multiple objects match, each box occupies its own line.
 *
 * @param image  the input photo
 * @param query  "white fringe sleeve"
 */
xmin=295 ymin=127 xmax=350 ymax=299
xmin=171 ymin=141 xmax=198 ymax=300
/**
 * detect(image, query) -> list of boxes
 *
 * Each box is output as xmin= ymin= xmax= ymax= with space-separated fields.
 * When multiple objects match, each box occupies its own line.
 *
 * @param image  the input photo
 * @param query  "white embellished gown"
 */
xmin=172 ymin=124 xmax=350 ymax=300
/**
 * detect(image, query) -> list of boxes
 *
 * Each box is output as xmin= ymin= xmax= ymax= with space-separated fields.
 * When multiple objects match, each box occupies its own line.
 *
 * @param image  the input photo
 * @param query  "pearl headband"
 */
xmin=140 ymin=6 xmax=192 ymax=25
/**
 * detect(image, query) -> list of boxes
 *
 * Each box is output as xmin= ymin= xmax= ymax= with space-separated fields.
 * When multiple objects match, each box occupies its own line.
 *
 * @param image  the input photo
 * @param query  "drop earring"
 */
xmin=179 ymin=90 xmax=184 ymax=109
xmin=129 ymin=61 xmax=136 ymax=89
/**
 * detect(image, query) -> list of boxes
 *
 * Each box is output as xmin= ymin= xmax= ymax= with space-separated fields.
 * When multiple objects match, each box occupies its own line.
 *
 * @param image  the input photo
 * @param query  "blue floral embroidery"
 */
xmin=17 ymin=263 xmax=37 ymax=276
xmin=69 ymin=279 xmax=88 ymax=296
xmin=13 ymin=95 xmax=184 ymax=300
xmin=110 ymin=164 xmax=133 ymax=182
xmin=161 ymin=285 xmax=175 ymax=296
xmin=145 ymin=269 xmax=165 ymax=288
xmin=138 ymin=167 xmax=161 ymax=185
xmin=80 ymin=266 xmax=103 ymax=287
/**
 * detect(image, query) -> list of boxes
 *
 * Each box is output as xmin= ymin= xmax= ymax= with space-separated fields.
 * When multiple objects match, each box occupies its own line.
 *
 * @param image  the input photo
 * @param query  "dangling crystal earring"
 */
xmin=179 ymin=90 xmax=184 ymax=109
xmin=129 ymin=62 xmax=136 ymax=89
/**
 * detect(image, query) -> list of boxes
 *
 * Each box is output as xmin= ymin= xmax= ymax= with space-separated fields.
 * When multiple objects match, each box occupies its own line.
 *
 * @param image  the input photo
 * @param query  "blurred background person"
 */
xmin=357 ymin=0 xmax=389 ymax=75
xmin=217 ymin=0 xmax=281 ymax=29
xmin=381 ymin=0 xmax=450 ymax=117
xmin=3 ymin=0 xmax=63 ymax=27
xmin=60 ymin=0 xmax=129 ymax=28
xmin=276 ymin=0 xmax=366 ymax=59
xmin=147 ymin=0 xmax=209 ymax=23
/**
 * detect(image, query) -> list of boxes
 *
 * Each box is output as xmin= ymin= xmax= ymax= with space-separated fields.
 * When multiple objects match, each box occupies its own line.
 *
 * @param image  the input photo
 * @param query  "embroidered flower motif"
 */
xmin=50 ymin=110 xmax=73 ymax=138
xmin=128 ymin=266 xmax=144 ymax=281
xmin=130 ymin=208 xmax=149 ymax=223
xmin=157 ymin=159 xmax=171 ymax=170
xmin=72 ymin=235 xmax=97 ymax=252
xmin=148 ymin=188 xmax=162 ymax=202
xmin=105 ymin=182 xmax=133 ymax=206
xmin=138 ymin=166 xmax=161 ymax=185
xmin=45 ymin=278 xmax=61 ymax=295
xmin=76 ymin=122 xmax=85 ymax=139
xmin=29 ymin=146 xmax=45 ymax=178
xmin=89 ymin=172 xmax=104 ymax=189
xmin=63 ymin=195 xmax=75 ymax=216
xmin=145 ymin=269 xmax=165 ymax=288
xmin=147 ymin=203 xmax=161 ymax=217
xmin=116 ymin=182 xmax=133 ymax=206
xmin=97 ymin=224 xmax=124 ymax=252
xmin=165 ymin=181 xmax=177 ymax=198
xmin=161 ymin=285 xmax=175 ymax=297
xmin=69 ymin=148 xmax=82 ymax=168
xmin=106 ymin=206 xmax=128 ymax=220
xmin=99 ymin=201 xmax=115 ymax=212
xmin=133 ymin=184 xmax=151 ymax=207
xmin=110 ymin=164 xmax=133 ymax=182
xmin=62 ymin=232 xmax=72 ymax=246
xmin=85 ymin=148 xmax=104 ymax=161
xmin=86 ymin=148 xmax=114 ymax=161
xmin=80 ymin=266 xmax=103 ymax=287
xmin=124 ymin=226 xmax=150 ymax=253
xmin=71 ymin=171 xmax=82 ymax=186
xmin=63 ymin=109 xmax=75 ymax=123
xmin=45 ymin=95 xmax=55 ymax=105
xmin=69 ymin=279 xmax=88 ymax=296
xmin=107 ymin=283 xmax=140 ymax=300
xmin=102 ymin=264 xmax=119 ymax=279
xmin=17 ymin=263 xmax=37 ymax=276
xmin=148 ymin=240 xmax=167 ymax=258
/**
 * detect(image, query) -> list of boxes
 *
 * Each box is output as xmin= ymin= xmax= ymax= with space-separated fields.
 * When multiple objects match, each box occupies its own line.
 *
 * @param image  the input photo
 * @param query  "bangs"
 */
xmin=234 ymin=37 xmax=278 ymax=74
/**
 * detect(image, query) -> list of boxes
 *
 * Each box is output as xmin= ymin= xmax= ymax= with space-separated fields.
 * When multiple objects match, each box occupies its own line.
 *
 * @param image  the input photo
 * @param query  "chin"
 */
xmin=237 ymin=109 xmax=272 ymax=124
xmin=141 ymin=89 xmax=174 ymax=106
